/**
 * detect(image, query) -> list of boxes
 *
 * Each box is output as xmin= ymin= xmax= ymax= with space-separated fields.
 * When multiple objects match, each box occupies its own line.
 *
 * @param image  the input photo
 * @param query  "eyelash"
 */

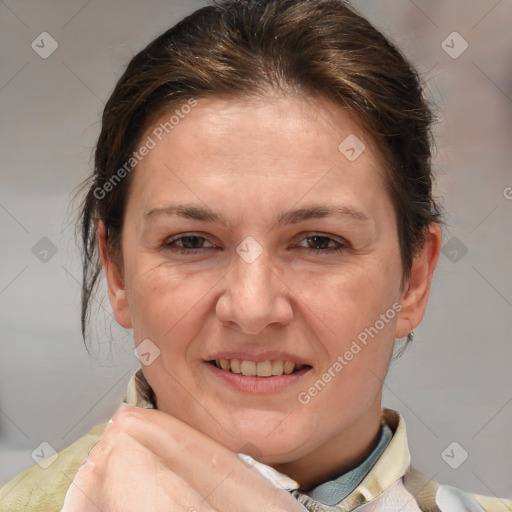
xmin=162 ymin=233 xmax=348 ymax=255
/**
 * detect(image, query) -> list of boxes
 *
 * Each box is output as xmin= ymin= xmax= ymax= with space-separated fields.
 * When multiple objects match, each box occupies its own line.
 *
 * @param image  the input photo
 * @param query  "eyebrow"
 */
xmin=144 ymin=204 xmax=228 ymax=226
xmin=144 ymin=203 xmax=369 ymax=227
xmin=274 ymin=205 xmax=369 ymax=225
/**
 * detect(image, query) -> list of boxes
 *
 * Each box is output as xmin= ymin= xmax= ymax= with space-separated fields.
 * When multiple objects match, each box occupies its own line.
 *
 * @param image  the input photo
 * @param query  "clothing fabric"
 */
xmin=1 ymin=368 xmax=510 ymax=511
xmin=305 ymin=424 xmax=393 ymax=505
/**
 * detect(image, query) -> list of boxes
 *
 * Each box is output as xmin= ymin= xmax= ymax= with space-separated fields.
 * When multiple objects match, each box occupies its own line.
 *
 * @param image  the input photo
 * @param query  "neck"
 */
xmin=272 ymin=397 xmax=384 ymax=490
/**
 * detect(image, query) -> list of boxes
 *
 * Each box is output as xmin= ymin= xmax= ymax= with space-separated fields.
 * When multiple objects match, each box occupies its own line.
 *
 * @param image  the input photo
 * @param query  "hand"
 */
xmin=61 ymin=403 xmax=307 ymax=512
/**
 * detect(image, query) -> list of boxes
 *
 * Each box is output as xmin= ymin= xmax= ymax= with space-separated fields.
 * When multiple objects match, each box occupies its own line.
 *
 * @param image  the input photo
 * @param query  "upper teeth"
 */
xmin=214 ymin=359 xmax=304 ymax=377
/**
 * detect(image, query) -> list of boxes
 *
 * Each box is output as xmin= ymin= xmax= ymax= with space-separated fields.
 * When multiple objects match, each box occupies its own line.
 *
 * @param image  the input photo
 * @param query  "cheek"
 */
xmin=292 ymin=261 xmax=398 ymax=405
xmin=126 ymin=264 xmax=208 ymax=343
xmin=293 ymin=259 xmax=399 ymax=340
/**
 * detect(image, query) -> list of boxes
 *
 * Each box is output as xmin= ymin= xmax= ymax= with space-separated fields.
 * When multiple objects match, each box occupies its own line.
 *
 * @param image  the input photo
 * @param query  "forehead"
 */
xmin=128 ymin=94 xmax=390 ymax=218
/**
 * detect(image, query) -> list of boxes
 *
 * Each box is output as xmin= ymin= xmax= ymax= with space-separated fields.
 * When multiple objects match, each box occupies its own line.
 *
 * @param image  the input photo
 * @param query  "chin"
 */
xmin=209 ymin=416 xmax=315 ymax=463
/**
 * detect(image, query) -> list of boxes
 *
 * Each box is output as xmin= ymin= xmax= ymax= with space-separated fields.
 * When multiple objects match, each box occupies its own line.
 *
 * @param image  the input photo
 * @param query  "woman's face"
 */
xmin=107 ymin=94 xmax=411 ymax=465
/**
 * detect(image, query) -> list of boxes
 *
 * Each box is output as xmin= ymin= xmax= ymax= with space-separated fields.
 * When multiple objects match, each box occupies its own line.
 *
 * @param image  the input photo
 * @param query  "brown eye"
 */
xmin=296 ymin=234 xmax=347 ymax=254
xmin=163 ymin=234 xmax=215 ymax=254
xmin=306 ymin=235 xmax=333 ymax=250
xmin=174 ymin=235 xmax=207 ymax=249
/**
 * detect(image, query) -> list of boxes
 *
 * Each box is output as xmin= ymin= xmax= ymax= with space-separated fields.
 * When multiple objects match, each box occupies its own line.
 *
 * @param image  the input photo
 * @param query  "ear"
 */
xmin=97 ymin=220 xmax=132 ymax=329
xmin=395 ymin=223 xmax=442 ymax=339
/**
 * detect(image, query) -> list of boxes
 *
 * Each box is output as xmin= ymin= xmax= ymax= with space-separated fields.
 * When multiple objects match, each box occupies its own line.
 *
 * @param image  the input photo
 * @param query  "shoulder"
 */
xmin=356 ymin=466 xmax=512 ymax=511
xmin=360 ymin=410 xmax=512 ymax=512
xmin=0 ymin=421 xmax=109 ymax=512
xmin=404 ymin=465 xmax=512 ymax=512
xmin=0 ymin=369 xmax=152 ymax=512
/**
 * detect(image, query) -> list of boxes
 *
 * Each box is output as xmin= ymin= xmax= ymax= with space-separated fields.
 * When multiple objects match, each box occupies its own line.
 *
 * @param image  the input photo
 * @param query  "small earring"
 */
xmin=406 ymin=331 xmax=415 ymax=343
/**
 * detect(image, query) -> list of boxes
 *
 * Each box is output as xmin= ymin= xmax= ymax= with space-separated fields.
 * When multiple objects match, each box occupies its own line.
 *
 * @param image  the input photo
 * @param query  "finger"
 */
xmin=108 ymin=406 xmax=306 ymax=511
xmin=64 ymin=428 xmax=220 ymax=512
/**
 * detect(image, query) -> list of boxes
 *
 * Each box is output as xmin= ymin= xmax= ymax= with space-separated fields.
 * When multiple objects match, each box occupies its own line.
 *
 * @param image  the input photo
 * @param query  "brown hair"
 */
xmin=74 ymin=0 xmax=443 ymax=344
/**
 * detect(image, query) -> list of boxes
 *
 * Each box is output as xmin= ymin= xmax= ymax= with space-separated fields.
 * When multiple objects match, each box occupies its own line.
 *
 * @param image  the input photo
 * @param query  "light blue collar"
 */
xmin=304 ymin=423 xmax=394 ymax=506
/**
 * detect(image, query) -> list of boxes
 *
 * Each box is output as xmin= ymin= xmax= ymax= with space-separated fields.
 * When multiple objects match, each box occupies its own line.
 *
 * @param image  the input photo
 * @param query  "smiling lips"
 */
xmin=212 ymin=359 xmax=305 ymax=377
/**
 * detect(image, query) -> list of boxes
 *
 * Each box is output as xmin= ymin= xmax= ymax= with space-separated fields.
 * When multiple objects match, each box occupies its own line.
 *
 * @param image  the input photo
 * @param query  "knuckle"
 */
xmin=111 ymin=405 xmax=145 ymax=432
xmin=86 ymin=438 xmax=112 ymax=465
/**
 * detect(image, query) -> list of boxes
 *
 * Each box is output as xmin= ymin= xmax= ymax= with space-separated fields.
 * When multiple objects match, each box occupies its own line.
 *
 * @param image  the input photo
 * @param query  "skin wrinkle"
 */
xmin=100 ymin=94 xmax=440 ymax=490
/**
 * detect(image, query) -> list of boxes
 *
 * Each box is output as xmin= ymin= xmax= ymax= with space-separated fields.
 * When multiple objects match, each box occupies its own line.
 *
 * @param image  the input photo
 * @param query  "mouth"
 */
xmin=208 ymin=359 xmax=310 ymax=377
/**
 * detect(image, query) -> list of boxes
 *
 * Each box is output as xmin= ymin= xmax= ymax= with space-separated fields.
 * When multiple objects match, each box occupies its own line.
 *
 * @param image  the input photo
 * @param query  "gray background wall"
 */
xmin=1 ymin=0 xmax=511 ymax=498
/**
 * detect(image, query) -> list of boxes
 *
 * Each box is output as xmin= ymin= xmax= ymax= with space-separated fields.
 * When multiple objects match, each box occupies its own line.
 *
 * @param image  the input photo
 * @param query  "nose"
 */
xmin=215 ymin=245 xmax=294 ymax=335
